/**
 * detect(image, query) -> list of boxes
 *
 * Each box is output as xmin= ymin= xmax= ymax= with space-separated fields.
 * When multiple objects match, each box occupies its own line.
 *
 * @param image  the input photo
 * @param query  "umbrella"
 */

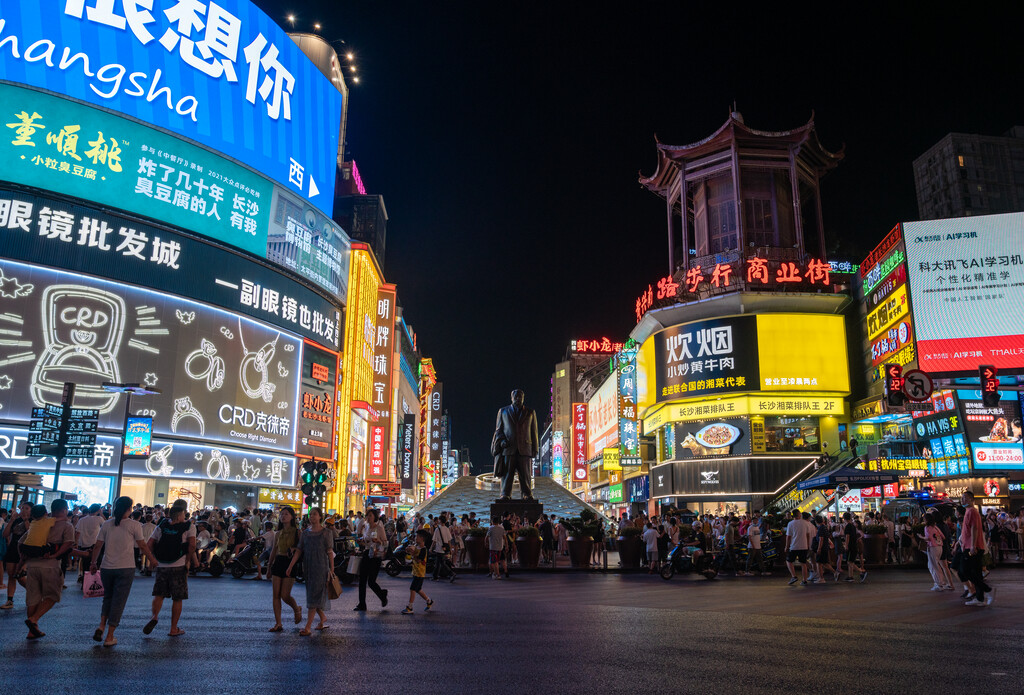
xmin=798 ymin=466 xmax=900 ymax=491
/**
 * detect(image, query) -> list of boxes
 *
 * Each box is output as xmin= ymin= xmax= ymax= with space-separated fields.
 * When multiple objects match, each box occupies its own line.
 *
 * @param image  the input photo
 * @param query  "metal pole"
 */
xmin=114 ymin=392 xmax=132 ymax=499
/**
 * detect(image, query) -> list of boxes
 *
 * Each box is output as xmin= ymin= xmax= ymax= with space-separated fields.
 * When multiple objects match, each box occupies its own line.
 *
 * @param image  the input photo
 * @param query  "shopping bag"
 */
xmin=327 ymin=572 xmax=342 ymax=600
xmin=83 ymin=570 xmax=104 ymax=598
xmin=346 ymin=554 xmax=362 ymax=576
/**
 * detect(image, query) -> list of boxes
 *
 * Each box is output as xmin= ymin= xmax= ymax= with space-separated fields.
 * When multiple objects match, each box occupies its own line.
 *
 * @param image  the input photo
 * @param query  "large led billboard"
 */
xmin=586 ymin=376 xmax=618 ymax=460
xmin=0 ymin=0 xmax=342 ymax=215
xmin=0 ymin=82 xmax=272 ymax=256
xmin=903 ymin=213 xmax=1024 ymax=374
xmin=0 ymin=258 xmax=303 ymax=454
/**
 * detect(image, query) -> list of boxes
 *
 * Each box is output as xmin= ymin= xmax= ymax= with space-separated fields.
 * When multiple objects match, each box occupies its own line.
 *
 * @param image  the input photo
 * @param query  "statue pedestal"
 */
xmin=491 ymin=500 xmax=544 ymax=524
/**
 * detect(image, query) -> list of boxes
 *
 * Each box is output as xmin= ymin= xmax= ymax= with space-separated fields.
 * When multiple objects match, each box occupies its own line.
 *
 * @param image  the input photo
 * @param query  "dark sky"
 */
xmin=258 ymin=1 xmax=1022 ymax=472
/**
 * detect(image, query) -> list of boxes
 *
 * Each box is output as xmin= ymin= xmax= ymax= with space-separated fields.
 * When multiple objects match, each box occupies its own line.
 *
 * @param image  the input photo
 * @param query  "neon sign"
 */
xmin=572 ymin=338 xmax=624 ymax=354
xmin=635 ymin=258 xmax=837 ymax=322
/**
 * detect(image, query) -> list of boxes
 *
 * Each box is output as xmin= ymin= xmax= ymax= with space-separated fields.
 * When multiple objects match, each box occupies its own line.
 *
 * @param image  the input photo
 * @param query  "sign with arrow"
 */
xmin=902 ymin=369 xmax=933 ymax=402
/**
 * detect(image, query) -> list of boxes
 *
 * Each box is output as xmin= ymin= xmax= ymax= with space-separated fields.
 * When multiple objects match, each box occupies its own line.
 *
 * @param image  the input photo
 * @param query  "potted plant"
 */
xmin=565 ymin=511 xmax=597 ymax=568
xmin=464 ymin=526 xmax=489 ymax=571
xmin=516 ymin=525 xmax=542 ymax=569
xmin=616 ymin=525 xmax=644 ymax=569
xmin=863 ymin=523 xmax=888 ymax=564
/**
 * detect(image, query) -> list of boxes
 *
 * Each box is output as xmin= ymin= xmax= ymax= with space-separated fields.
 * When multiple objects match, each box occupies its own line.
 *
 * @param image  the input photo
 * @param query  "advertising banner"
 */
xmin=258 ymin=487 xmax=302 ymax=505
xmin=0 ymin=0 xmax=342 ymax=214
xmin=296 ymin=341 xmax=336 ymax=460
xmin=870 ymin=318 xmax=914 ymax=367
xmin=399 ymin=414 xmax=416 ymax=490
xmin=0 ymin=259 xmax=302 ymax=454
xmin=0 ymin=426 xmax=296 ymax=486
xmin=617 ymin=347 xmax=639 ymax=461
xmin=267 ymin=185 xmax=350 ymax=298
xmin=0 ymin=82 xmax=272 ymax=256
xmin=643 ymin=395 xmax=844 ymax=433
xmin=957 ymin=389 xmax=1024 ymax=470
xmin=602 ymin=447 xmax=621 ymax=471
xmin=626 ymin=474 xmax=649 ymax=503
xmin=0 ymin=187 xmax=340 ymax=347
xmin=866 ymin=285 xmax=909 ymax=340
xmin=572 ymin=403 xmax=588 ymax=483
xmin=865 ymin=261 xmax=907 ymax=311
xmin=755 ymin=314 xmax=850 ymax=393
xmin=903 ymin=213 xmax=1024 ymax=374
xmin=552 ymin=430 xmax=564 ymax=480
xmin=428 ymin=381 xmax=443 ymax=469
xmin=673 ymin=417 xmax=752 ymax=459
xmin=123 ymin=416 xmax=153 ymax=457
xmin=586 ymin=377 xmax=618 ymax=459
xmin=367 ymin=285 xmax=396 ymax=480
xmin=654 ymin=315 xmax=759 ymax=402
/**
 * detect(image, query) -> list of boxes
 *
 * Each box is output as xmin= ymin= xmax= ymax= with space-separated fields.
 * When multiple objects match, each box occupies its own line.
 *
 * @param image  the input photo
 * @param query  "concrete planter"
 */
xmin=616 ymin=535 xmax=644 ymax=569
xmin=567 ymin=537 xmax=593 ymax=568
xmin=464 ymin=536 xmax=490 ymax=570
xmin=516 ymin=536 xmax=541 ymax=569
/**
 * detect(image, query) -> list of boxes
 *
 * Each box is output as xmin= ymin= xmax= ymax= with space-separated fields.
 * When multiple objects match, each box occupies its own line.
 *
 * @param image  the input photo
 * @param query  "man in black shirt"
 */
xmin=539 ymin=515 xmax=554 ymax=564
xmin=842 ymin=512 xmax=867 ymax=583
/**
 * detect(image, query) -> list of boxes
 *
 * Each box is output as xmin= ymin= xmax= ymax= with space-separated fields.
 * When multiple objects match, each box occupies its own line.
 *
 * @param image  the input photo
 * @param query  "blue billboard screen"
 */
xmin=0 ymin=0 xmax=342 ymax=216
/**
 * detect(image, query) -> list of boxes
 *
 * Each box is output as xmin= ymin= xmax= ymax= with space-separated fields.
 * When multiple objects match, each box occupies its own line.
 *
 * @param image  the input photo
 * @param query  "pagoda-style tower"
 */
xmin=640 ymin=111 xmax=843 ymax=277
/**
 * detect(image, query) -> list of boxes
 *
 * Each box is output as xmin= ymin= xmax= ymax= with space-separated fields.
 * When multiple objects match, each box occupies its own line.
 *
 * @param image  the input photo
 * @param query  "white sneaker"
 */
xmin=930 ymin=584 xmax=942 ymax=591
xmin=965 ymin=598 xmax=985 ymax=606
xmin=986 ymin=587 xmax=995 ymax=606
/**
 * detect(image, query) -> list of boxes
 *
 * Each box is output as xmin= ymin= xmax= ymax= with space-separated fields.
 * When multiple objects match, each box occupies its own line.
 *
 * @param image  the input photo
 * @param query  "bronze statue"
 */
xmin=491 ymin=389 xmax=539 ymax=502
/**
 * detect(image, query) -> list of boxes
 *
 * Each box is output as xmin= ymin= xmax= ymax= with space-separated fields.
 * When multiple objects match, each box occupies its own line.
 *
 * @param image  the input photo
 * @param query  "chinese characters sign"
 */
xmin=367 ymin=285 xmax=396 ymax=480
xmin=653 ymin=315 xmax=759 ymax=402
xmin=267 ymin=185 xmax=350 ymax=299
xmin=428 ymin=382 xmax=444 ymax=474
xmin=0 ymin=187 xmax=340 ymax=348
xmin=571 ymin=338 xmax=625 ymax=354
xmin=903 ymin=214 xmax=1024 ymax=374
xmin=296 ymin=341 xmax=336 ymax=460
xmin=552 ymin=430 xmax=564 ymax=479
xmin=1 ymin=82 xmax=273 ymax=257
xmin=617 ymin=346 xmax=639 ymax=462
xmin=0 ymin=0 xmax=342 ymax=213
xmin=572 ymin=403 xmax=588 ymax=483
xmin=635 ymin=257 xmax=836 ymax=322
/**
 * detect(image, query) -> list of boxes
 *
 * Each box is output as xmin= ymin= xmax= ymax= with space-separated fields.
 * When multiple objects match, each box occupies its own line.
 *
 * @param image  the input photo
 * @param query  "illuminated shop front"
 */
xmin=638 ymin=311 xmax=852 ymax=514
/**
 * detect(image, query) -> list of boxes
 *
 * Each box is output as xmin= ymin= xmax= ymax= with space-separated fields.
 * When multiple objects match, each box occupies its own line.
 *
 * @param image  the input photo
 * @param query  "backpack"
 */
xmin=154 ymin=520 xmax=191 ymax=563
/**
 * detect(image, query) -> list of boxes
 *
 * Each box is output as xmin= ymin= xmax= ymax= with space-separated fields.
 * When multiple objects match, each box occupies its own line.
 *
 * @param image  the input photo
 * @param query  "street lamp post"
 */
xmin=101 ymin=382 xmax=161 ymax=499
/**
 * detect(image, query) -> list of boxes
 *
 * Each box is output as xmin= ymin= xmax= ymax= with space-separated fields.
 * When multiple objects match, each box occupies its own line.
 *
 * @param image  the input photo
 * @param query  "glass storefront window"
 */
xmin=120 ymin=477 xmax=156 ymax=507
xmin=765 ymin=416 xmax=820 ymax=452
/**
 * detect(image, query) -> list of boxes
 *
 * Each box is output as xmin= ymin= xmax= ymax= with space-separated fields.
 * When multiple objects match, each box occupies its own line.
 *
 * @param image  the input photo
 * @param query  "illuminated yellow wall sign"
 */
xmin=866 ymin=285 xmax=909 ymax=340
xmin=751 ymin=416 xmax=766 ymax=453
xmin=643 ymin=395 xmax=846 ymax=431
xmin=603 ymin=447 xmax=621 ymax=471
xmin=756 ymin=314 xmax=850 ymax=394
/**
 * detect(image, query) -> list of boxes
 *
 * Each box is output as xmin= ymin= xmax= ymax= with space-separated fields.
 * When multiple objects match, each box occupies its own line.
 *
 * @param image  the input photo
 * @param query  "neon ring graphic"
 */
xmin=206 ymin=449 xmax=230 ymax=480
xmin=239 ymin=321 xmax=279 ymax=403
xmin=184 ymin=339 xmax=225 ymax=391
xmin=145 ymin=444 xmax=174 ymax=476
xmin=170 ymin=397 xmax=205 ymax=436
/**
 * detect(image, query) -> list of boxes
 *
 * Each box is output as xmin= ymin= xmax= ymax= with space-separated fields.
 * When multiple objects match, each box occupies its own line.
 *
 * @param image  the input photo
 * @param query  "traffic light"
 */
xmin=980 ymin=365 xmax=1000 ymax=407
xmin=884 ymin=363 xmax=905 ymax=408
xmin=300 ymin=458 xmax=318 ymax=507
xmin=315 ymin=460 xmax=328 ymax=499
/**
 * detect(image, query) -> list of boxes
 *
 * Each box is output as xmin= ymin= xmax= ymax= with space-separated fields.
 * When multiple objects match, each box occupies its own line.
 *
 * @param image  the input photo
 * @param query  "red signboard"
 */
xmin=572 ymin=403 xmax=588 ymax=483
xmin=368 ymin=285 xmax=397 ymax=480
xmin=572 ymin=338 xmax=625 ymax=354
xmin=636 ymin=257 xmax=835 ymax=322
xmin=870 ymin=318 xmax=914 ymax=367
xmin=860 ymin=224 xmax=903 ymax=278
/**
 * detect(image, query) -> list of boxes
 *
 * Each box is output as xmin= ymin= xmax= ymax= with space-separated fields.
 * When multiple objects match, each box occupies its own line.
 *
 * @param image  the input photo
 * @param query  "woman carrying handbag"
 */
xmin=354 ymin=509 xmax=388 ymax=611
xmin=286 ymin=508 xmax=335 ymax=636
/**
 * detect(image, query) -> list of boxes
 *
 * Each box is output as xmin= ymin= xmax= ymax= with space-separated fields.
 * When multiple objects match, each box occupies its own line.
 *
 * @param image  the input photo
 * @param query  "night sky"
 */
xmin=258 ymin=1 xmax=1022 ymax=471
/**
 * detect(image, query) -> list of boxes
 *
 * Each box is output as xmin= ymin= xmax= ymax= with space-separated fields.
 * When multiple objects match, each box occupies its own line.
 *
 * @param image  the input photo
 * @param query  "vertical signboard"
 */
xmin=860 ymin=226 xmax=915 ymax=384
xmin=552 ymin=430 xmax=564 ymax=480
xmin=368 ymin=285 xmax=396 ymax=480
xmin=617 ymin=344 xmax=640 ymax=465
xmin=572 ymin=403 xmax=588 ymax=484
xmin=399 ymin=414 xmax=417 ymax=489
xmin=297 ymin=341 xmax=337 ymax=460
xmin=428 ymin=382 xmax=444 ymax=477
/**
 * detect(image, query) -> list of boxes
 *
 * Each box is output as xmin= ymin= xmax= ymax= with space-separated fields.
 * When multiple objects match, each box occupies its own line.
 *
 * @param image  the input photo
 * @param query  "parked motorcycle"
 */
xmin=384 ymin=540 xmax=456 ymax=582
xmin=659 ymin=543 xmax=717 ymax=580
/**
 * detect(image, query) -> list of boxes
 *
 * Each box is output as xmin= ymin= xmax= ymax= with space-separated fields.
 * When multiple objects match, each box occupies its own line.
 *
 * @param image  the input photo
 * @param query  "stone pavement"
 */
xmin=0 ymin=569 xmax=1019 ymax=694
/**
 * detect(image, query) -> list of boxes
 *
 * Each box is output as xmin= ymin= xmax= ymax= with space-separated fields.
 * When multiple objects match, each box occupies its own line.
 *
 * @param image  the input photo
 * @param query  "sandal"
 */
xmin=143 ymin=619 xmax=158 ymax=635
xmin=93 ymin=628 xmax=103 ymax=642
xmin=268 ymin=625 xmax=284 ymax=633
xmin=103 ymin=637 xmax=117 ymax=647
xmin=168 ymin=628 xmax=185 ymax=636
xmin=315 ymin=623 xmax=329 ymax=631
xmin=298 ymin=628 xmax=311 ymax=636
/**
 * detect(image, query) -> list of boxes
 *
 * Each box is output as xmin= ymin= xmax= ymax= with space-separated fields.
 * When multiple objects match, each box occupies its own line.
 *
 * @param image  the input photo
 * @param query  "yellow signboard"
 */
xmin=866 ymin=284 xmax=909 ymax=340
xmin=602 ymin=447 xmax=621 ymax=471
xmin=643 ymin=395 xmax=846 ymax=431
xmin=258 ymin=488 xmax=303 ymax=505
xmin=756 ymin=314 xmax=850 ymax=394
xmin=751 ymin=416 xmax=766 ymax=453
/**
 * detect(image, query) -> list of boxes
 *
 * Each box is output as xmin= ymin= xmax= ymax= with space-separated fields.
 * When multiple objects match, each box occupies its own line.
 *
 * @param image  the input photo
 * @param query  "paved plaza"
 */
xmin=1 ymin=569 xmax=1021 ymax=694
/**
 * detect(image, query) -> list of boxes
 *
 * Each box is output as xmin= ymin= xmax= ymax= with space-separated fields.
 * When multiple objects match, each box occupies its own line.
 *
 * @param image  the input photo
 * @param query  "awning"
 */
xmin=798 ymin=466 xmax=900 ymax=491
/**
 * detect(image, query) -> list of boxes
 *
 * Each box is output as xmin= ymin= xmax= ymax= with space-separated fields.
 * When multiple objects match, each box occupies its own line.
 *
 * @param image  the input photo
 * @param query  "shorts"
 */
xmin=489 ymin=550 xmax=502 ymax=564
xmin=24 ymin=563 xmax=63 ymax=605
xmin=648 ymin=550 xmax=659 ymax=563
xmin=410 ymin=576 xmax=424 ymax=592
xmin=258 ymin=548 xmax=272 ymax=564
xmin=3 ymin=544 xmax=21 ymax=565
xmin=152 ymin=566 xmax=189 ymax=601
xmin=816 ymin=550 xmax=830 ymax=564
xmin=787 ymin=549 xmax=809 ymax=563
xmin=844 ymin=550 xmax=858 ymax=564
xmin=271 ymin=555 xmax=292 ymax=579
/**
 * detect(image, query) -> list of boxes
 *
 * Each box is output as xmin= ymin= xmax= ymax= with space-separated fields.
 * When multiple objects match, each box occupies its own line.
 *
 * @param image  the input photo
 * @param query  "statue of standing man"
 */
xmin=491 ymin=389 xmax=539 ymax=502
